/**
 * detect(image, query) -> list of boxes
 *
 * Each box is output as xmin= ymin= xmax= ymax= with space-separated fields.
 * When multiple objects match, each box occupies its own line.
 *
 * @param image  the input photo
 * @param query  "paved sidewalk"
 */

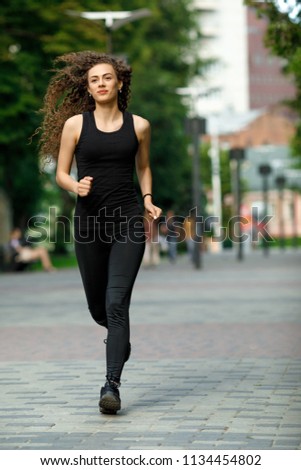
xmin=0 ymin=249 xmax=300 ymax=450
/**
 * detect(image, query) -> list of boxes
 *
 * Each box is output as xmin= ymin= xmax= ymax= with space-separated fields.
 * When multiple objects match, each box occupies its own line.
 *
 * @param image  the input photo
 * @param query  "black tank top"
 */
xmin=74 ymin=111 xmax=142 ymax=232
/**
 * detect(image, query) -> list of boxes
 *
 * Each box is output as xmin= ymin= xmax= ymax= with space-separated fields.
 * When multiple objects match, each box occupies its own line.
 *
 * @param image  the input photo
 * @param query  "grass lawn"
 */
xmin=28 ymin=252 xmax=78 ymax=271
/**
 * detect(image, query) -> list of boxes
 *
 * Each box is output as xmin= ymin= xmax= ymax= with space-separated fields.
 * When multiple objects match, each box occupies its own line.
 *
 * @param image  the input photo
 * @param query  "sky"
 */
xmin=276 ymin=0 xmax=301 ymax=19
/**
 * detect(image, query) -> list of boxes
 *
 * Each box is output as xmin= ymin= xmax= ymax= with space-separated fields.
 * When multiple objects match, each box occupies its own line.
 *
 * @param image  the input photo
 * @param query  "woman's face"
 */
xmin=87 ymin=63 xmax=122 ymax=105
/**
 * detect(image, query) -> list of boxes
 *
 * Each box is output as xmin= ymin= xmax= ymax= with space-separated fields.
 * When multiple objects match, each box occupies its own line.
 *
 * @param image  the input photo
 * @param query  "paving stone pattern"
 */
xmin=0 ymin=250 xmax=300 ymax=450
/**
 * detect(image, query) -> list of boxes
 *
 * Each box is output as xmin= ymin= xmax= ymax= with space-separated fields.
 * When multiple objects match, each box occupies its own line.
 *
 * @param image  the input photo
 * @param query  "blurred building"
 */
xmin=193 ymin=0 xmax=296 ymax=115
xmin=218 ymin=106 xmax=297 ymax=149
xmin=217 ymin=107 xmax=301 ymax=241
xmin=190 ymin=1 xmax=300 ymax=243
xmin=247 ymin=6 xmax=296 ymax=110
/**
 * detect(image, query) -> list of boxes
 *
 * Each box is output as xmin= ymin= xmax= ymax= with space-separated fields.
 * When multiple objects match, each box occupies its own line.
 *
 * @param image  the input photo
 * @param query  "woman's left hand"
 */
xmin=144 ymin=201 xmax=162 ymax=220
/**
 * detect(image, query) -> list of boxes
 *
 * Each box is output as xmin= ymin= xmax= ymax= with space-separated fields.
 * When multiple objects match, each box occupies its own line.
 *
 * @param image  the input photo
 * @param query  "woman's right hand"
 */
xmin=77 ymin=176 xmax=93 ymax=197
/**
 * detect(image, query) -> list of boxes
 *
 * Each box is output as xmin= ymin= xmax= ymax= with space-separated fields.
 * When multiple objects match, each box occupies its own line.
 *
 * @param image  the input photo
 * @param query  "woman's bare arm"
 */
xmin=134 ymin=115 xmax=162 ymax=220
xmin=56 ymin=115 xmax=93 ymax=197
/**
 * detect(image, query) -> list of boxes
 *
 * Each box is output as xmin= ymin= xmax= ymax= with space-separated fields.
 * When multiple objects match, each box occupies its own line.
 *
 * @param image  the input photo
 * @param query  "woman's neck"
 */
xmin=93 ymin=103 xmax=123 ymax=132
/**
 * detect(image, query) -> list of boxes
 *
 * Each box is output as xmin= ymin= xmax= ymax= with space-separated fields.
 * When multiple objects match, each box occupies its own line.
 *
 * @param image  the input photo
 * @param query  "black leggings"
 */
xmin=74 ymin=226 xmax=145 ymax=383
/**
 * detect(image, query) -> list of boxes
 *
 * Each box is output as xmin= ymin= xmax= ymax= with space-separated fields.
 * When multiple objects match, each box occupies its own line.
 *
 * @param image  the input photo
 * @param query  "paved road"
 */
xmin=0 ymin=249 xmax=300 ymax=450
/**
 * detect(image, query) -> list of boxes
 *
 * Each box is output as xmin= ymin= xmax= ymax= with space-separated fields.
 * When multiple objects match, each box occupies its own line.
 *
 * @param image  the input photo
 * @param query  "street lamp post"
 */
xmin=185 ymin=117 xmax=207 ymax=269
xmin=275 ymin=175 xmax=286 ymax=250
xmin=208 ymin=115 xmax=223 ymax=253
xmin=229 ymin=148 xmax=245 ymax=261
xmin=177 ymin=86 xmax=222 ymax=269
xmin=66 ymin=9 xmax=151 ymax=54
xmin=292 ymin=190 xmax=299 ymax=249
xmin=284 ymin=169 xmax=301 ymax=248
xmin=259 ymin=164 xmax=272 ymax=256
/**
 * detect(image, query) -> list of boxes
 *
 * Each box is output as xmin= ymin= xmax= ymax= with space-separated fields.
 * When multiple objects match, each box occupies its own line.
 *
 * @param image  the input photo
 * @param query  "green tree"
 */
xmin=0 ymin=0 xmax=108 ymax=230
xmin=0 ymin=0 xmax=203 ymax=238
xmin=245 ymin=0 xmax=301 ymax=164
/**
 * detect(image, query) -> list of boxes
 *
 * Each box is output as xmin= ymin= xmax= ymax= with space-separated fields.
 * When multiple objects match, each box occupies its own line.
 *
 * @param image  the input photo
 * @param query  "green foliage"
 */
xmin=245 ymin=1 xmax=301 ymax=166
xmin=0 ymin=0 xmax=202 ymax=229
xmin=0 ymin=0 xmax=107 ymax=227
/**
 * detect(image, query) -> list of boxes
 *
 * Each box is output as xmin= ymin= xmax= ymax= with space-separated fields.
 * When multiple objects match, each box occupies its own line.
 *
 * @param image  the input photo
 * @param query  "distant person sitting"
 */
xmin=8 ymin=227 xmax=56 ymax=272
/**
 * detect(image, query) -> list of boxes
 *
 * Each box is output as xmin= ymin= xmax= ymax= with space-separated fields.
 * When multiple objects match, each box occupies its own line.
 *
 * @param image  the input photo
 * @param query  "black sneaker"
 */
xmin=99 ymin=381 xmax=121 ymax=414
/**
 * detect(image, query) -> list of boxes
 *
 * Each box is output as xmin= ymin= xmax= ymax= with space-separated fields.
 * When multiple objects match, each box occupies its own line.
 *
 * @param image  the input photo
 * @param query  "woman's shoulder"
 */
xmin=132 ymin=114 xmax=150 ymax=133
xmin=63 ymin=114 xmax=84 ymax=137
xmin=65 ymin=114 xmax=83 ymax=127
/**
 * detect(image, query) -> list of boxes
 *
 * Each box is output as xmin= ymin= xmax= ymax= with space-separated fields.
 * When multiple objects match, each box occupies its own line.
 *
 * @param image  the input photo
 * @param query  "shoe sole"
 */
xmin=99 ymin=395 xmax=121 ymax=414
xmin=100 ymin=407 xmax=117 ymax=415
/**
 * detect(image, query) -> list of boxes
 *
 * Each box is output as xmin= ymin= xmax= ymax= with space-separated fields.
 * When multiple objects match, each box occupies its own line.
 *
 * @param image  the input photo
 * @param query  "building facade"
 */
xmin=247 ymin=6 xmax=296 ymax=110
xmin=191 ymin=1 xmax=300 ymax=242
xmin=193 ymin=0 xmax=296 ymax=116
